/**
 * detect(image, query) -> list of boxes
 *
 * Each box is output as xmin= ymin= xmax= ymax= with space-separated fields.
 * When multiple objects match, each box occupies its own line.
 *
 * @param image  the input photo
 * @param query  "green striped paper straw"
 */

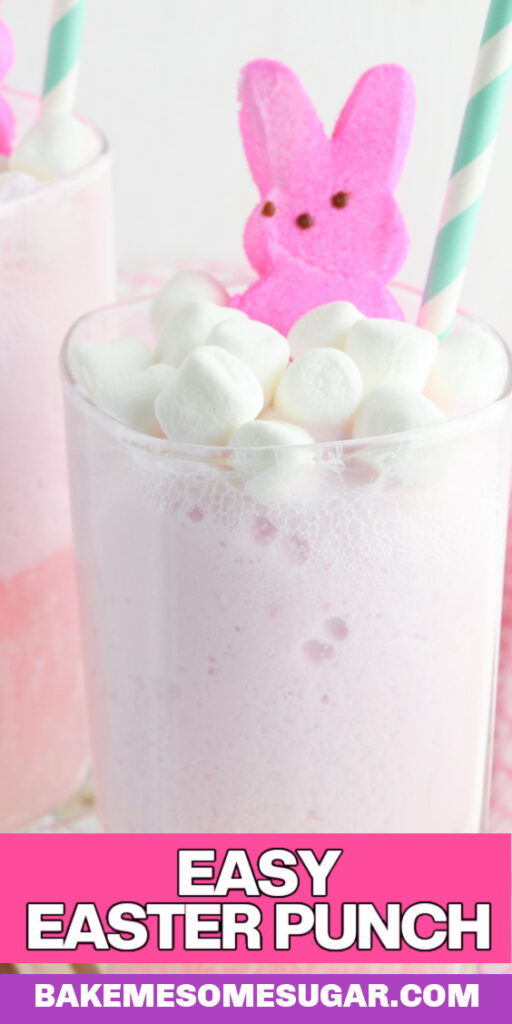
xmin=418 ymin=0 xmax=512 ymax=337
xmin=42 ymin=0 xmax=87 ymax=115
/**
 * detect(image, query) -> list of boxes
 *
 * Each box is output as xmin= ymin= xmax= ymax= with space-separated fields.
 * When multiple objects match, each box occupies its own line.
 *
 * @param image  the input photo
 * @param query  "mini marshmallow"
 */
xmin=288 ymin=301 xmax=364 ymax=358
xmin=353 ymin=386 xmax=446 ymax=439
xmin=69 ymin=336 xmax=153 ymax=396
xmin=274 ymin=347 xmax=363 ymax=426
xmin=155 ymin=345 xmax=264 ymax=445
xmin=426 ymin=323 xmax=509 ymax=416
xmin=229 ymin=419 xmax=313 ymax=479
xmin=150 ymin=269 xmax=229 ymax=334
xmin=95 ymin=363 xmax=175 ymax=436
xmin=0 ymin=170 xmax=39 ymax=201
xmin=245 ymin=462 xmax=340 ymax=505
xmin=345 ymin=318 xmax=438 ymax=394
xmin=157 ymin=301 xmax=246 ymax=367
xmin=10 ymin=111 xmax=101 ymax=181
xmin=207 ymin=318 xmax=289 ymax=406
xmin=257 ymin=405 xmax=346 ymax=441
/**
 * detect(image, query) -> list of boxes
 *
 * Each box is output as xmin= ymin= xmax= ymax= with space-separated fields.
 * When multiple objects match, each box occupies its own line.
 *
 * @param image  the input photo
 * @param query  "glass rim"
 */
xmin=0 ymin=86 xmax=110 ymax=213
xmin=60 ymin=283 xmax=512 ymax=458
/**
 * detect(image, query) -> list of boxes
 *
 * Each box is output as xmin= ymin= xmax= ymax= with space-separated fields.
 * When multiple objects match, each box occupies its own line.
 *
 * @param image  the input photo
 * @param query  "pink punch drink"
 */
xmin=61 ymin=286 xmax=512 ymax=834
xmin=0 ymin=91 xmax=115 ymax=829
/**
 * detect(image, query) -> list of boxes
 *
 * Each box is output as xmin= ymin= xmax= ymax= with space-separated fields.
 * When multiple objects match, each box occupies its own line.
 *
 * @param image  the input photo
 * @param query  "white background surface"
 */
xmin=4 ymin=0 xmax=512 ymax=336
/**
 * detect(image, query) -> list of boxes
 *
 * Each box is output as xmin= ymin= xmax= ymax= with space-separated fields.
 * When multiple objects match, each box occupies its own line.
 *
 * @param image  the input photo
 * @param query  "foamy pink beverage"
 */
xmin=62 ymin=287 xmax=512 ymax=833
xmin=0 ymin=91 xmax=115 ymax=829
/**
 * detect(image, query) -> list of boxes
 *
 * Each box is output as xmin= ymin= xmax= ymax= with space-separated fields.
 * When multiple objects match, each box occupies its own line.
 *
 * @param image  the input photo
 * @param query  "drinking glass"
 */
xmin=61 ymin=285 xmax=512 ymax=833
xmin=0 ymin=89 xmax=115 ymax=829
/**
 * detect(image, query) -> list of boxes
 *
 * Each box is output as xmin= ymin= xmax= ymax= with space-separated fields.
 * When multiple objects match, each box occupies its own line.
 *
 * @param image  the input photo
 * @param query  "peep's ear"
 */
xmin=239 ymin=59 xmax=329 ymax=195
xmin=332 ymin=64 xmax=415 ymax=190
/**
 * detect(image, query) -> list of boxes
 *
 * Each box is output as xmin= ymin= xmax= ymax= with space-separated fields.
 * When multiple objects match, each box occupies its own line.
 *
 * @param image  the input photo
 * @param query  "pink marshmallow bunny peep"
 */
xmin=231 ymin=60 xmax=415 ymax=335
xmin=0 ymin=2 xmax=15 ymax=156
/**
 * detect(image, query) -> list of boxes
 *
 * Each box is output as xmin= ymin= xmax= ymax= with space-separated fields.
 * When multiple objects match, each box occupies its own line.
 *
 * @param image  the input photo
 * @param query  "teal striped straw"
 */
xmin=42 ymin=0 xmax=87 ymax=115
xmin=419 ymin=0 xmax=512 ymax=337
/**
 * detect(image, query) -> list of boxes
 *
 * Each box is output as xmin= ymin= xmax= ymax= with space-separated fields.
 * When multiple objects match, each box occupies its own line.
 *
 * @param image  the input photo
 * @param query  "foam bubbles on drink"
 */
xmin=323 ymin=617 xmax=349 ymax=641
xmin=303 ymin=639 xmax=335 ymax=663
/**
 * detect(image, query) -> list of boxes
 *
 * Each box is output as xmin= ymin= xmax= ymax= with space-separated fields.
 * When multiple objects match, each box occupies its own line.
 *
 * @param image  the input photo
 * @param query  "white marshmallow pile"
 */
xmin=10 ymin=111 xmax=101 ymax=182
xmin=69 ymin=336 xmax=154 ymax=395
xmin=229 ymin=419 xmax=314 ymax=479
xmin=288 ymin=300 xmax=363 ymax=357
xmin=345 ymin=319 xmax=438 ymax=394
xmin=150 ymin=269 xmax=230 ymax=334
xmin=69 ymin=269 xmax=510 ymax=480
xmin=207 ymin=317 xmax=290 ymax=405
xmin=425 ymin=323 xmax=510 ymax=416
xmin=96 ymin=363 xmax=175 ymax=437
xmin=158 ymin=302 xmax=246 ymax=367
xmin=353 ymin=387 xmax=445 ymax=439
xmin=275 ymin=348 xmax=362 ymax=426
xmin=155 ymin=346 xmax=264 ymax=446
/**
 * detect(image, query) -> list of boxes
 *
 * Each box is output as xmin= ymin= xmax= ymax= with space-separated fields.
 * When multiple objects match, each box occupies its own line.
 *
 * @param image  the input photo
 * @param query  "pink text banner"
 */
xmin=0 ymin=834 xmax=509 ymax=964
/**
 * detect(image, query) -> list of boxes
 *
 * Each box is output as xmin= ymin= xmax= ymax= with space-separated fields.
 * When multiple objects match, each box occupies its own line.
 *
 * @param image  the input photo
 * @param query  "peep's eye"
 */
xmin=261 ymin=201 xmax=276 ymax=217
xmin=331 ymin=191 xmax=351 ymax=209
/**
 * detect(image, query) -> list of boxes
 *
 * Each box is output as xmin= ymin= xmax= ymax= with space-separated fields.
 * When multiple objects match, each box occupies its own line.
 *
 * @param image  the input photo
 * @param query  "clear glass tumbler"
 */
xmin=0 ymin=90 xmax=115 ymax=829
xmin=61 ymin=286 xmax=512 ymax=833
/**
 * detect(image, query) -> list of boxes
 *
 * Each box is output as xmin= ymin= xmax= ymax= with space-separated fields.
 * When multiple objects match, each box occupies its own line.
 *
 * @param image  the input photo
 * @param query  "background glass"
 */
xmin=0 ymin=90 xmax=115 ymax=830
